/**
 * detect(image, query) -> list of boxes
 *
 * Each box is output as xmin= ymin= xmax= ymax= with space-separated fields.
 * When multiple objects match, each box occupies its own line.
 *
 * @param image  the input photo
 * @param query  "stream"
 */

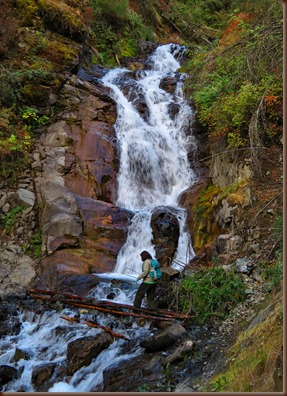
xmin=0 ymin=43 xmax=200 ymax=392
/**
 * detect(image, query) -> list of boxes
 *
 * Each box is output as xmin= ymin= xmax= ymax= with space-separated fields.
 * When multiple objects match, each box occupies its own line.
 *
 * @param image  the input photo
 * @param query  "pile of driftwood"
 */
xmin=27 ymin=288 xmax=190 ymax=341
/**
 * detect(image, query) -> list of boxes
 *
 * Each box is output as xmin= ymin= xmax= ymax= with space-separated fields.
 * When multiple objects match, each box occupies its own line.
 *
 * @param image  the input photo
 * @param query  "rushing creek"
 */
xmin=0 ymin=44 xmax=198 ymax=392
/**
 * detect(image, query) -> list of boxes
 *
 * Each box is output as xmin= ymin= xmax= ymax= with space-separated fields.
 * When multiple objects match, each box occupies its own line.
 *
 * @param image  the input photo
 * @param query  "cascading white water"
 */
xmin=0 ymin=44 xmax=198 ymax=393
xmin=101 ymin=44 xmax=197 ymax=274
xmin=0 ymin=303 xmax=146 ymax=392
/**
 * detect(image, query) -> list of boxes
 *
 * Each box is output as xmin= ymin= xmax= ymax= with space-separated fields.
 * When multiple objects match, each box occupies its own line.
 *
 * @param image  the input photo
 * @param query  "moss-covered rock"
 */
xmin=37 ymin=0 xmax=88 ymax=42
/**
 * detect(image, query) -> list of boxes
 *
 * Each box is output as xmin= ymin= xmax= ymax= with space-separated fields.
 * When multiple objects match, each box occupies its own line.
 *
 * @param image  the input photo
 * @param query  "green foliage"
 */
xmin=0 ymin=125 xmax=32 ymax=156
xmin=167 ymin=0 xmax=228 ymax=44
xmin=257 ymin=213 xmax=283 ymax=289
xmin=0 ymin=106 xmax=48 ymax=185
xmin=0 ymin=154 xmax=31 ymax=186
xmin=178 ymin=266 xmax=246 ymax=324
xmin=211 ymin=375 xmax=228 ymax=391
xmin=23 ymin=230 xmax=42 ymax=259
xmin=22 ymin=107 xmax=49 ymax=127
xmin=33 ymin=231 xmax=42 ymax=259
xmin=0 ymin=69 xmax=53 ymax=107
xmin=184 ymin=0 xmax=283 ymax=148
xmin=37 ymin=0 xmax=87 ymax=42
xmin=92 ymin=0 xmax=129 ymax=30
xmin=138 ymin=0 xmax=163 ymax=30
xmin=1 ymin=206 xmax=24 ymax=235
xmin=274 ymin=214 xmax=283 ymax=240
xmin=88 ymin=0 xmax=153 ymax=66
xmin=258 ymin=259 xmax=283 ymax=290
xmin=0 ymin=77 xmax=22 ymax=108
xmin=16 ymin=0 xmax=39 ymax=26
xmin=0 ymin=106 xmax=48 ymax=167
xmin=137 ymin=383 xmax=152 ymax=392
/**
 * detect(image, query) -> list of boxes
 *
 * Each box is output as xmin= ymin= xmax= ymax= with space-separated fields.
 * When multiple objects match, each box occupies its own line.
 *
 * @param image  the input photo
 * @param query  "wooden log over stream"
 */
xmin=60 ymin=315 xmax=129 ymax=341
xmin=27 ymin=288 xmax=189 ymax=322
xmin=96 ymin=300 xmax=190 ymax=320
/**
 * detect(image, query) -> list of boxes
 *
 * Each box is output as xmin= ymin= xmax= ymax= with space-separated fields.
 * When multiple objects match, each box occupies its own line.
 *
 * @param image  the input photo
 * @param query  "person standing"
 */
xmin=133 ymin=250 xmax=158 ymax=310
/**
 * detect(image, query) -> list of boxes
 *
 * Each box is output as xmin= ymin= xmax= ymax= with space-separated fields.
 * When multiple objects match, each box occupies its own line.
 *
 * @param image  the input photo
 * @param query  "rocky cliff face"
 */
xmin=32 ymin=72 xmax=136 ymax=292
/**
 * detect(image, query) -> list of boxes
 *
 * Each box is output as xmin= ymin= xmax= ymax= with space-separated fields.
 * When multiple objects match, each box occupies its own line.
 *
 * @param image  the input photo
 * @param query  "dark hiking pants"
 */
xmin=134 ymin=282 xmax=157 ymax=309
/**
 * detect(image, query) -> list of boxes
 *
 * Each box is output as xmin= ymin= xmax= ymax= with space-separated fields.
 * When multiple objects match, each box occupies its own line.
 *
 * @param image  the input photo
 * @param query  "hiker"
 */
xmin=133 ymin=250 xmax=158 ymax=310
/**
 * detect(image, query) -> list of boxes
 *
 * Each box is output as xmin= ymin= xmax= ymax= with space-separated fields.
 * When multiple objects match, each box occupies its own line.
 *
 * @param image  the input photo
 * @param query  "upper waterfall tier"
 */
xmin=102 ymin=44 xmax=197 ymax=211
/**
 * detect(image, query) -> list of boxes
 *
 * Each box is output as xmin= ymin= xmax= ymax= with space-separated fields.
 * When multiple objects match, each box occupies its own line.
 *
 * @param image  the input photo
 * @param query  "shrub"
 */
xmin=184 ymin=0 xmax=282 ymax=149
xmin=260 ymin=260 xmax=283 ymax=289
xmin=23 ymin=230 xmax=42 ymax=259
xmin=0 ymin=69 xmax=53 ymax=107
xmin=88 ymin=0 xmax=153 ymax=66
xmin=0 ymin=107 xmax=48 ymax=184
xmin=22 ymin=107 xmax=49 ymax=127
xmin=91 ymin=0 xmax=129 ymax=31
xmin=0 ymin=123 xmax=32 ymax=156
xmin=178 ymin=266 xmax=246 ymax=324
xmin=258 ymin=212 xmax=283 ymax=290
xmin=1 ymin=206 xmax=24 ymax=235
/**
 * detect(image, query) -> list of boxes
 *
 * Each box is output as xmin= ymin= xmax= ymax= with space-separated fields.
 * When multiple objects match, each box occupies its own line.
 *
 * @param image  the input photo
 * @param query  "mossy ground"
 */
xmin=206 ymin=288 xmax=283 ymax=392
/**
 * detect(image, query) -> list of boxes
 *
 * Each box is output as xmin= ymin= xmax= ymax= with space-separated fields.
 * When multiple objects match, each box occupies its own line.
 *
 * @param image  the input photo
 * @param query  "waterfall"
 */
xmin=0 ymin=44 xmax=198 ymax=393
xmin=101 ymin=44 xmax=197 ymax=274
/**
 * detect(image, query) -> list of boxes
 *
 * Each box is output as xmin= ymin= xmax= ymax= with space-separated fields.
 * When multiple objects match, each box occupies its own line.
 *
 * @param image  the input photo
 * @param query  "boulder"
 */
xmin=0 ymin=365 xmax=17 ymax=388
xmin=217 ymin=233 xmax=243 ymax=255
xmin=36 ymin=199 xmax=134 ymax=292
xmin=161 ymin=267 xmax=180 ymax=281
xmin=67 ymin=333 xmax=113 ymax=375
xmin=0 ymin=303 xmax=21 ymax=337
xmin=235 ymin=257 xmax=253 ymax=275
xmin=151 ymin=206 xmax=179 ymax=267
xmin=101 ymin=354 xmax=163 ymax=392
xmin=139 ymin=323 xmax=186 ymax=352
xmin=40 ymin=273 xmax=102 ymax=296
xmin=159 ymin=75 xmax=178 ymax=94
xmin=14 ymin=348 xmax=31 ymax=362
xmin=13 ymin=189 xmax=35 ymax=208
xmin=163 ymin=340 xmax=194 ymax=367
xmin=174 ymin=377 xmax=196 ymax=393
xmin=31 ymin=363 xmax=57 ymax=390
xmin=0 ymin=245 xmax=36 ymax=300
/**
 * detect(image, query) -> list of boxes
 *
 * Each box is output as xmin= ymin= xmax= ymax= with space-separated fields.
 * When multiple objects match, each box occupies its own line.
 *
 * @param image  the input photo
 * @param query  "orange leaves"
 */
xmin=263 ymin=93 xmax=282 ymax=140
xmin=209 ymin=128 xmax=229 ymax=143
xmin=82 ymin=7 xmax=94 ymax=26
xmin=264 ymin=95 xmax=279 ymax=106
xmin=220 ymin=13 xmax=251 ymax=47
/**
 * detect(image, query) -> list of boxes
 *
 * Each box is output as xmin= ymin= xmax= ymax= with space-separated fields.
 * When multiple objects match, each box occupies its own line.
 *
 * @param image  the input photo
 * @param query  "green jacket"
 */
xmin=136 ymin=259 xmax=157 ymax=284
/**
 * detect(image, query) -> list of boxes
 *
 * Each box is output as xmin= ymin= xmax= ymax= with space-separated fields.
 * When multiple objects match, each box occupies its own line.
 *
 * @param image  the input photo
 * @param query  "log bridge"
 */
xmin=26 ymin=288 xmax=190 ymax=341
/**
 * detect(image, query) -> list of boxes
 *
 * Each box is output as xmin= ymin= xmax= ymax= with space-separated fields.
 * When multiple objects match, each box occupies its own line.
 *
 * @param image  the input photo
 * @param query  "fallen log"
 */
xmin=61 ymin=300 xmax=174 ymax=321
xmin=60 ymin=315 xmax=129 ymax=341
xmin=27 ymin=291 xmax=174 ymax=321
xmin=27 ymin=294 xmax=52 ymax=301
xmin=97 ymin=300 xmax=190 ymax=319
xmin=27 ymin=288 xmax=188 ymax=318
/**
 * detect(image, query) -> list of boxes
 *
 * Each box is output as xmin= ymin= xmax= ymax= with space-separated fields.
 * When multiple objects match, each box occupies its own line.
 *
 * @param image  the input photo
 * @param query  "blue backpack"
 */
xmin=149 ymin=259 xmax=162 ymax=280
